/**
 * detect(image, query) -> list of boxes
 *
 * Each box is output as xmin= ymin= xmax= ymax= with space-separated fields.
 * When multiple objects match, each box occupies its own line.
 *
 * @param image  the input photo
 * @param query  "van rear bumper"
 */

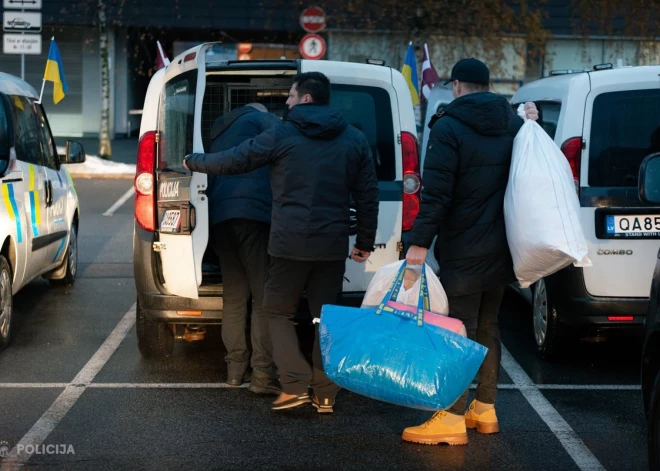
xmin=546 ymin=265 xmax=647 ymax=329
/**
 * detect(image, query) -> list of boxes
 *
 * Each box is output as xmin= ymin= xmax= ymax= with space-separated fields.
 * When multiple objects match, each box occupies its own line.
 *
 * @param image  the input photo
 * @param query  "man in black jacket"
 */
xmin=207 ymin=103 xmax=281 ymax=394
xmin=402 ymin=59 xmax=538 ymax=445
xmin=184 ymin=72 xmax=379 ymax=413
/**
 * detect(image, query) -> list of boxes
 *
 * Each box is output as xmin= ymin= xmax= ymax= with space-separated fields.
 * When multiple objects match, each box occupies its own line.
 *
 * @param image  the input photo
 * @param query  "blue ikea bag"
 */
xmin=319 ymin=263 xmax=488 ymax=411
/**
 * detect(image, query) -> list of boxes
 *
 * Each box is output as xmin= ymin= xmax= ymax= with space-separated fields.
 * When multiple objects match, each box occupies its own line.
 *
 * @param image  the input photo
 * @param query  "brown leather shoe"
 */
xmin=271 ymin=392 xmax=311 ymax=411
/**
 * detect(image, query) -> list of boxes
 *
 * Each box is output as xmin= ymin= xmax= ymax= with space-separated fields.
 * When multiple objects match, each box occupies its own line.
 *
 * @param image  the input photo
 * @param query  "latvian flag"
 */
xmin=421 ymin=43 xmax=440 ymax=103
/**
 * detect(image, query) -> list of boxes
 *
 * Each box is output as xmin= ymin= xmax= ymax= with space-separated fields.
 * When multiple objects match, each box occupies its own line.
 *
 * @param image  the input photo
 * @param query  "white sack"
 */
xmin=361 ymin=260 xmax=449 ymax=316
xmin=504 ymin=105 xmax=592 ymax=289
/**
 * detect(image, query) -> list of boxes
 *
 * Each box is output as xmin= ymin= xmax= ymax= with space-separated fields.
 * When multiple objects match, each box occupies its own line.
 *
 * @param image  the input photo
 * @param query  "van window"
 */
xmin=535 ymin=101 xmax=561 ymax=139
xmin=158 ymin=71 xmax=197 ymax=169
xmin=330 ymin=85 xmax=396 ymax=181
xmin=589 ymin=89 xmax=660 ymax=187
xmin=9 ymin=95 xmax=44 ymax=166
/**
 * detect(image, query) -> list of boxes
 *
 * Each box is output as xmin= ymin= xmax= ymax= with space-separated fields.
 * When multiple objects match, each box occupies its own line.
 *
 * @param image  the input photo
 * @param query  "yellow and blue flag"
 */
xmin=43 ymin=39 xmax=68 ymax=104
xmin=401 ymin=42 xmax=419 ymax=106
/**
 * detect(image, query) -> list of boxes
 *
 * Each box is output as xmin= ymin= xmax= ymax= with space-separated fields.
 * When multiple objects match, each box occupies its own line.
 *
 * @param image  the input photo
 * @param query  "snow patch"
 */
xmin=58 ymin=146 xmax=136 ymax=176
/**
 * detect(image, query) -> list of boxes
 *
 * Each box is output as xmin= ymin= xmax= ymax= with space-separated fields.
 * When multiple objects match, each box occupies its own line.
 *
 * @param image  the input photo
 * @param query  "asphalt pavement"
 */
xmin=0 ymin=179 xmax=648 ymax=471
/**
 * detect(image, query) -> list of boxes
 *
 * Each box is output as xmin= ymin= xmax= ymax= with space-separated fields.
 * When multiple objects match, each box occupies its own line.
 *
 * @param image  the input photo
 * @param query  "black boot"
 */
xmin=248 ymin=373 xmax=281 ymax=395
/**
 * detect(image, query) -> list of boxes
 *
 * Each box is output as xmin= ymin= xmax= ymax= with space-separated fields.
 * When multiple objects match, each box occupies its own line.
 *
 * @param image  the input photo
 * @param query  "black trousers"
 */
xmin=446 ymin=286 xmax=507 ymax=415
xmin=262 ymin=256 xmax=345 ymax=398
xmin=211 ymin=219 xmax=274 ymax=379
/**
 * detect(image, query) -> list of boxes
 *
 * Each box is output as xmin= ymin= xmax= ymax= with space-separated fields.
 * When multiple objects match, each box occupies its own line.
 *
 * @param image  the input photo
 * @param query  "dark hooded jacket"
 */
xmin=185 ymin=103 xmax=379 ymax=262
xmin=207 ymin=106 xmax=281 ymax=226
xmin=408 ymin=92 xmax=523 ymax=296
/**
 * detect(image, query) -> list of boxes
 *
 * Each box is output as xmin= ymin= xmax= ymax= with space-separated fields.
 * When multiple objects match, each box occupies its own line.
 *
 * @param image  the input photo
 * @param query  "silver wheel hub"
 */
xmin=0 ymin=267 xmax=12 ymax=339
xmin=532 ymin=279 xmax=548 ymax=347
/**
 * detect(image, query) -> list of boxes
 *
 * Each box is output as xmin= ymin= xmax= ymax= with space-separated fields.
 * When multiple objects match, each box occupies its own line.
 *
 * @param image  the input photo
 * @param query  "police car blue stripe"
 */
xmin=29 ymin=191 xmax=38 ymax=237
xmin=53 ymin=237 xmax=66 ymax=262
xmin=7 ymin=184 xmax=22 ymax=243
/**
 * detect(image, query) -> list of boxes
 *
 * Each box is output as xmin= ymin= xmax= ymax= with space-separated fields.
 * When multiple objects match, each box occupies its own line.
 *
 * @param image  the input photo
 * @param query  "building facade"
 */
xmin=1 ymin=0 xmax=658 ymax=138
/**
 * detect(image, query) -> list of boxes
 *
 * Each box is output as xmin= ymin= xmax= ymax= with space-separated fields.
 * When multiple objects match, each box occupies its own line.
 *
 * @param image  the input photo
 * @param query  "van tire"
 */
xmin=532 ymin=278 xmax=565 ymax=360
xmin=0 ymin=256 xmax=13 ymax=352
xmin=50 ymin=225 xmax=78 ymax=287
xmin=136 ymin=301 xmax=174 ymax=358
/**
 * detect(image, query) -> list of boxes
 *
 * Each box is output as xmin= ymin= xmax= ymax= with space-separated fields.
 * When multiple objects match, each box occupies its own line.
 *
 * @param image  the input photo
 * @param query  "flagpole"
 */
xmin=36 ymin=37 xmax=54 ymax=105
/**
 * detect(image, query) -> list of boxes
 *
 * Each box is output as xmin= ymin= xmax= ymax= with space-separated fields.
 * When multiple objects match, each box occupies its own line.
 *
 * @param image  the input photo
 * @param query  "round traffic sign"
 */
xmin=300 ymin=6 xmax=326 ymax=33
xmin=299 ymin=34 xmax=326 ymax=60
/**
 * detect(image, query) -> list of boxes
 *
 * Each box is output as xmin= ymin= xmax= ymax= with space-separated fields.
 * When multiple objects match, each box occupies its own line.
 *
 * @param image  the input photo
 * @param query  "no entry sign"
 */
xmin=300 ymin=6 xmax=325 ymax=33
xmin=299 ymin=34 xmax=326 ymax=60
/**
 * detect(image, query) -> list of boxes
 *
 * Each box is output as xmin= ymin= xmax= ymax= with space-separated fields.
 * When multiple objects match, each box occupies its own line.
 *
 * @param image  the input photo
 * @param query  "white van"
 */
xmin=511 ymin=64 xmax=660 ymax=358
xmin=0 ymin=73 xmax=85 ymax=351
xmin=132 ymin=43 xmax=419 ymax=357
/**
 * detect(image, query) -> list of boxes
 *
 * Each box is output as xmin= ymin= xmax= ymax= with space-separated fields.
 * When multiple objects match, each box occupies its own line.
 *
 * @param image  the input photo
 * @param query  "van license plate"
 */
xmin=160 ymin=210 xmax=181 ymax=233
xmin=606 ymin=214 xmax=660 ymax=237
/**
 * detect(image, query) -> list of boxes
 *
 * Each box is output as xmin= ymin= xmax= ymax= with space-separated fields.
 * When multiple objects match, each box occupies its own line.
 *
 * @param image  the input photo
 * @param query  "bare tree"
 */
xmin=98 ymin=0 xmax=112 ymax=160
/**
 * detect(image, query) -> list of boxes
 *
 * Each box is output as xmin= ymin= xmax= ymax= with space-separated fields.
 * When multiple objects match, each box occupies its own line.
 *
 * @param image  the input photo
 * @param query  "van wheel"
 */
xmin=0 ymin=256 xmax=13 ymax=352
xmin=532 ymin=278 xmax=565 ymax=360
xmin=50 ymin=225 xmax=78 ymax=287
xmin=136 ymin=301 xmax=174 ymax=358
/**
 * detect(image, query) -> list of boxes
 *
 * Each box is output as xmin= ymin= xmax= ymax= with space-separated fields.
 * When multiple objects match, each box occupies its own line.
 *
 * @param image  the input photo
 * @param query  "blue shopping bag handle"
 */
xmin=376 ymin=263 xmax=429 ymax=327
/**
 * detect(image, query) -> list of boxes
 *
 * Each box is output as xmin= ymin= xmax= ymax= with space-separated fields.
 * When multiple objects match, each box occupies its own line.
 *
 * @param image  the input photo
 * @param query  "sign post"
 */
xmin=3 ymin=0 xmax=43 ymax=80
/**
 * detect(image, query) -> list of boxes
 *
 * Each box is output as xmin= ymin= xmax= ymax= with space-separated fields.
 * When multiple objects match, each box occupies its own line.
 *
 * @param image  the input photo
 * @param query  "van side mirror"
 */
xmin=60 ymin=140 xmax=86 ymax=164
xmin=0 ymin=107 xmax=9 ymax=160
xmin=639 ymin=153 xmax=660 ymax=205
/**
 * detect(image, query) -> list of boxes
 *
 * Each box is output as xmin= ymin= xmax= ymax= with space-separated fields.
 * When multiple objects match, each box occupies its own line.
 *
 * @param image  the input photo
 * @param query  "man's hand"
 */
xmin=406 ymin=245 xmax=428 ymax=266
xmin=351 ymin=247 xmax=371 ymax=263
xmin=524 ymin=102 xmax=539 ymax=121
xmin=183 ymin=156 xmax=190 ymax=170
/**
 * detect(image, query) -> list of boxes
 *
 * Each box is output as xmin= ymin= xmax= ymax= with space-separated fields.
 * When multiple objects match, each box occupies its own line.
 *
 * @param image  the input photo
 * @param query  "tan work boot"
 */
xmin=465 ymin=399 xmax=500 ymax=434
xmin=402 ymin=411 xmax=468 ymax=445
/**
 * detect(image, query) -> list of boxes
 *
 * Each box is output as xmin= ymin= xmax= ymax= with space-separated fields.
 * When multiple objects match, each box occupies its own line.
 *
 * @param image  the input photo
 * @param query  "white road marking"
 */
xmin=87 ymin=383 xmax=249 ymax=389
xmin=0 ymin=304 xmax=136 ymax=471
xmin=102 ymin=187 xmax=135 ymax=216
xmin=501 ymin=345 xmax=605 ymax=471
xmin=0 ymin=383 xmax=69 ymax=388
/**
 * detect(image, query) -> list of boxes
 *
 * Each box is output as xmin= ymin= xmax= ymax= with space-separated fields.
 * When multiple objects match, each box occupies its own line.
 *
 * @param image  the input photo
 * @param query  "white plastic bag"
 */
xmin=504 ymin=105 xmax=592 ymax=289
xmin=361 ymin=260 xmax=449 ymax=316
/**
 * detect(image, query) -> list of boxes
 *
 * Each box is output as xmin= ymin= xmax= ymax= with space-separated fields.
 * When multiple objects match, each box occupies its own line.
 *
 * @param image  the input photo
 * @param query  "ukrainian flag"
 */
xmin=401 ymin=42 xmax=419 ymax=106
xmin=43 ymin=39 xmax=68 ymax=104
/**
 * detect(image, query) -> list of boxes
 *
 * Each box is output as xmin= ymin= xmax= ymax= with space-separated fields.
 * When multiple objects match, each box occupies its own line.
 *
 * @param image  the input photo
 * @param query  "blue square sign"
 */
xmin=606 ymin=215 xmax=615 ymax=234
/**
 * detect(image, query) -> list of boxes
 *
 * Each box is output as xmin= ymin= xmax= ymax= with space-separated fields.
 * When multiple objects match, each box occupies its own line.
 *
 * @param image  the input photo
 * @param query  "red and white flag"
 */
xmin=156 ymin=40 xmax=171 ymax=70
xmin=421 ymin=43 xmax=440 ymax=103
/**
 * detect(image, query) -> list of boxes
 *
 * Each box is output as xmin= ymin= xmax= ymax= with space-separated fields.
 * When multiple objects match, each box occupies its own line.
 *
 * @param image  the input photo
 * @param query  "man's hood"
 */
xmin=286 ymin=103 xmax=348 ymax=139
xmin=210 ymin=106 xmax=257 ymax=141
xmin=437 ymin=92 xmax=514 ymax=136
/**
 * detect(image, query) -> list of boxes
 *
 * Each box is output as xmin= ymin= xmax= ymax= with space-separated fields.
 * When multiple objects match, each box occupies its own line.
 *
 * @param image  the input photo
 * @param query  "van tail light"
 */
xmin=134 ymin=131 xmax=157 ymax=232
xmin=560 ymin=137 xmax=582 ymax=192
xmin=608 ymin=316 xmax=634 ymax=322
xmin=402 ymin=132 xmax=421 ymax=232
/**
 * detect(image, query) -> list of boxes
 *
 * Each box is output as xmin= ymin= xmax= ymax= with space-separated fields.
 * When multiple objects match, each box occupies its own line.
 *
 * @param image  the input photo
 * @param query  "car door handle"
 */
xmin=46 ymin=180 xmax=53 ymax=206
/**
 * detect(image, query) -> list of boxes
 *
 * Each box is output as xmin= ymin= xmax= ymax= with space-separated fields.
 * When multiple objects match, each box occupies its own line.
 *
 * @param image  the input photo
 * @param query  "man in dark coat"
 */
xmin=207 ymin=103 xmax=281 ymax=394
xmin=402 ymin=58 xmax=538 ymax=445
xmin=184 ymin=72 xmax=379 ymax=414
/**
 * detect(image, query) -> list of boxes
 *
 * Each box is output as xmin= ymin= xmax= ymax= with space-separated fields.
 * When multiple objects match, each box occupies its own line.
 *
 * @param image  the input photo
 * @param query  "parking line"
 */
xmin=102 ymin=187 xmax=135 ymax=217
xmin=0 ymin=383 xmax=69 ymax=388
xmin=0 ymin=304 xmax=136 ymax=470
xmin=87 ymin=383 xmax=249 ymax=388
xmin=501 ymin=345 xmax=605 ymax=471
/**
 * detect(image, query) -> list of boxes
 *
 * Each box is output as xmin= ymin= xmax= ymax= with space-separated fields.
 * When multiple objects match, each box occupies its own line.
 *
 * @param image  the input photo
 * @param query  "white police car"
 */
xmin=0 ymin=72 xmax=85 ymax=351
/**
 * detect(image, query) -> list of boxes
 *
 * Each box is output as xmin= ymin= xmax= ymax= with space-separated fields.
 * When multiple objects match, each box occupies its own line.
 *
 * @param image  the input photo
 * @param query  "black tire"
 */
xmin=532 ymin=278 xmax=566 ymax=360
xmin=136 ymin=301 xmax=174 ymax=358
xmin=649 ymin=372 xmax=660 ymax=471
xmin=0 ymin=255 xmax=14 ymax=352
xmin=50 ymin=225 xmax=78 ymax=287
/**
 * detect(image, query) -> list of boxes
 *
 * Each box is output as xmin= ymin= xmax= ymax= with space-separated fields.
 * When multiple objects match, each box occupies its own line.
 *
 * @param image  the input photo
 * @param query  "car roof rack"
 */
xmin=593 ymin=63 xmax=614 ymax=71
xmin=549 ymin=69 xmax=590 ymax=76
